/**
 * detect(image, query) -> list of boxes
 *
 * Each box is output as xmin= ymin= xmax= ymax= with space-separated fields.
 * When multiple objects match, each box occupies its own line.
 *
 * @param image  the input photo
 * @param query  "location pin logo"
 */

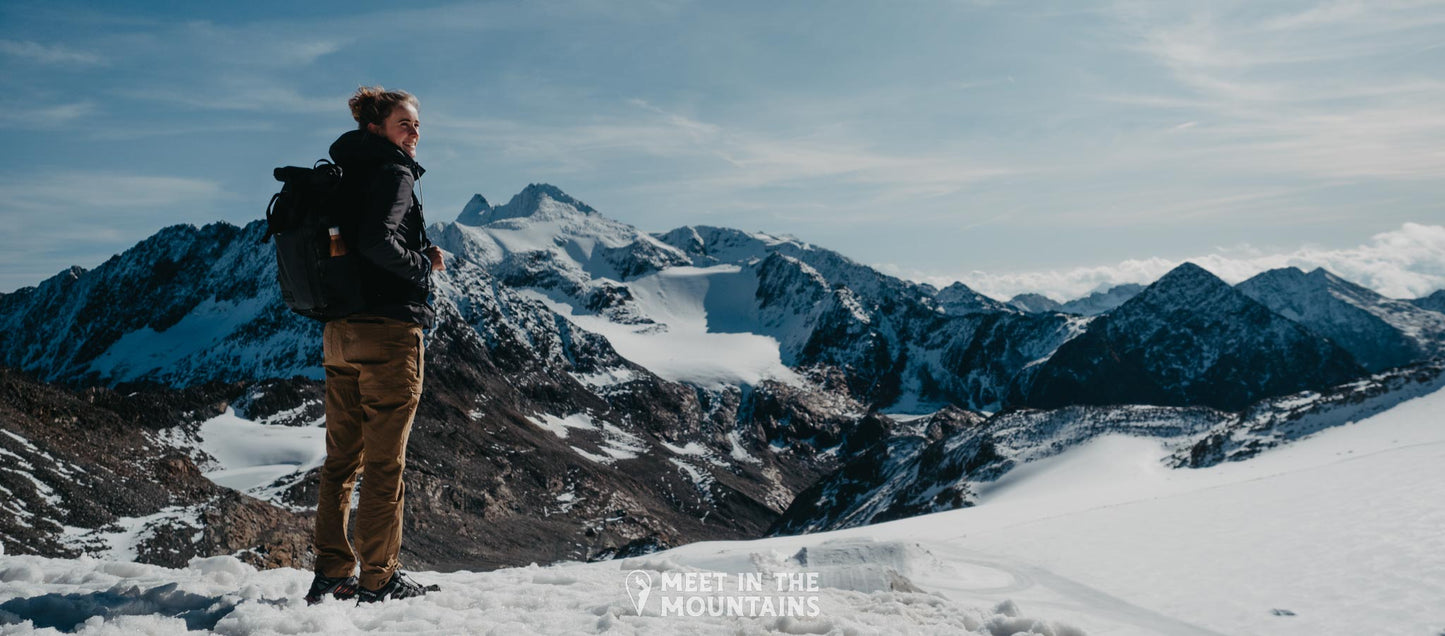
xmin=625 ymin=570 xmax=652 ymax=615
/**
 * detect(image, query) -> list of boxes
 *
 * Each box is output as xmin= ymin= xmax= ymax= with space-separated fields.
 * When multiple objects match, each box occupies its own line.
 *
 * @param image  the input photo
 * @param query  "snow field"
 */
xmin=647 ymin=384 xmax=1445 ymax=635
xmin=8 ymin=341 xmax=1445 ymax=633
xmin=515 ymin=266 xmax=801 ymax=390
xmin=887 ymin=384 xmax=1445 ymax=635
xmin=0 ymin=545 xmax=1079 ymax=635
xmin=194 ymin=408 xmax=326 ymax=497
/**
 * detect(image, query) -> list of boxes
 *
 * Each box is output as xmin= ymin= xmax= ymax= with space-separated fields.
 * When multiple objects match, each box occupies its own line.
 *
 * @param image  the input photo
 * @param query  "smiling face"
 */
xmin=368 ymin=102 xmax=420 ymax=157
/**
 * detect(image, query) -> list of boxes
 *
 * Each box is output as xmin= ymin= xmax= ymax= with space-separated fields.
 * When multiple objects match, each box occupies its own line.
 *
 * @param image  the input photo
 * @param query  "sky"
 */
xmin=2 ymin=0 xmax=1443 ymax=300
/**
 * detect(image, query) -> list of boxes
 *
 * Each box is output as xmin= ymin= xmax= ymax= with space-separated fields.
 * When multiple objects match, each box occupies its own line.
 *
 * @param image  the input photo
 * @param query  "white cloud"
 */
xmin=909 ymin=223 xmax=1445 ymax=301
xmin=0 ymin=39 xmax=106 ymax=66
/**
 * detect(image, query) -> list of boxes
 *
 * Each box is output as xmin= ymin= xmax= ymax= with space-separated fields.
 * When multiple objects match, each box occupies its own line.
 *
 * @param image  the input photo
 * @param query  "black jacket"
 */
xmin=329 ymin=129 xmax=434 ymax=329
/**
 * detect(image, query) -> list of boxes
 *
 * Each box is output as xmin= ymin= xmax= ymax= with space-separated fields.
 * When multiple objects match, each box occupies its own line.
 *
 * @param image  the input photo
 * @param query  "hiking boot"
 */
xmin=305 ymin=573 xmax=360 ymax=605
xmin=357 ymin=571 xmax=438 ymax=603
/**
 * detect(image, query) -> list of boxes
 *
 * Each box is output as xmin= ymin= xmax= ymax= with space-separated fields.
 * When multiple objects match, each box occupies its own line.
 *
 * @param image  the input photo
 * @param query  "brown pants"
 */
xmin=315 ymin=315 xmax=425 ymax=590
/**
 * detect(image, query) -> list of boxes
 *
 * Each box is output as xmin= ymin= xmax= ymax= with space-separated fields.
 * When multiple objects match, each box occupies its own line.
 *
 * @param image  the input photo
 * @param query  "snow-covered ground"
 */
xmin=3 ymin=386 xmax=1443 ymax=634
xmin=193 ymin=408 xmax=327 ymax=504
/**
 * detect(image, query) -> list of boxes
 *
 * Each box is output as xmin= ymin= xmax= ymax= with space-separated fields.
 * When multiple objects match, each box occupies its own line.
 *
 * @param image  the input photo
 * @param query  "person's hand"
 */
xmin=425 ymin=246 xmax=446 ymax=271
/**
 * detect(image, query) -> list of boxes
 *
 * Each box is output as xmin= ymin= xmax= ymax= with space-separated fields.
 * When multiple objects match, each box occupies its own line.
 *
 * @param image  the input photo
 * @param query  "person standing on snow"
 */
xmin=305 ymin=86 xmax=444 ymax=604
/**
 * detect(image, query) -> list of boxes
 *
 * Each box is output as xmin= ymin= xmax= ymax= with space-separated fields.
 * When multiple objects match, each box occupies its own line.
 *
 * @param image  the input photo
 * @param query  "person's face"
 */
xmin=369 ymin=102 xmax=420 ymax=157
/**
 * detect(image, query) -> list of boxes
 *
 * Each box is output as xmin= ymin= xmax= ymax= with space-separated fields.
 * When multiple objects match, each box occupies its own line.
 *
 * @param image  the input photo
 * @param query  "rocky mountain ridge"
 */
xmin=1015 ymin=263 xmax=1366 ymax=411
xmin=2 ymin=182 xmax=1442 ymax=572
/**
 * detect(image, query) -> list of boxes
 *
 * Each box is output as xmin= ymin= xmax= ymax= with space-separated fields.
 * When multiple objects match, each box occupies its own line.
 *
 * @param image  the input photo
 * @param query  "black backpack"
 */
xmin=262 ymin=159 xmax=365 ymax=321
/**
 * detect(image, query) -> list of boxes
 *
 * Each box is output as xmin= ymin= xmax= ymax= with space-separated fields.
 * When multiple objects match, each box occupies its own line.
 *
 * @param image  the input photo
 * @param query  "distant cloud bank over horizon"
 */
xmin=908 ymin=223 xmax=1445 ymax=303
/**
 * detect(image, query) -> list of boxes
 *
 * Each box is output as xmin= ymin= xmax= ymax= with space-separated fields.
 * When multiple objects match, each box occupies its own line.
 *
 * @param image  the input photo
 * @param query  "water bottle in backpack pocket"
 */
xmin=263 ymin=160 xmax=365 ymax=321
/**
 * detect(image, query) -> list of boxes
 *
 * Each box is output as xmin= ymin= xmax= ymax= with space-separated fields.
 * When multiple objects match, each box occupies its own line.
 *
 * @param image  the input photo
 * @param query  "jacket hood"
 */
xmin=329 ymin=129 xmax=425 ymax=178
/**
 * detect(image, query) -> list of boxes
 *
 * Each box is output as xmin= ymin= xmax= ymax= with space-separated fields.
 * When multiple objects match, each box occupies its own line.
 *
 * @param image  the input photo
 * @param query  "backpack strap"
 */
xmin=261 ymin=191 xmax=282 ymax=244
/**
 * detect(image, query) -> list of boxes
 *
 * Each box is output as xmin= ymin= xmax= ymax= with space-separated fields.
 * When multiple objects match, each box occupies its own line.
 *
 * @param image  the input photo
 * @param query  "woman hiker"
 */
xmin=305 ymin=86 xmax=445 ymax=604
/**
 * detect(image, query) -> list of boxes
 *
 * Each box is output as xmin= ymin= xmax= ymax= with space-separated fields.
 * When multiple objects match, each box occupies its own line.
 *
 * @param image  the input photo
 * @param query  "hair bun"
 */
xmin=348 ymin=86 xmax=419 ymax=130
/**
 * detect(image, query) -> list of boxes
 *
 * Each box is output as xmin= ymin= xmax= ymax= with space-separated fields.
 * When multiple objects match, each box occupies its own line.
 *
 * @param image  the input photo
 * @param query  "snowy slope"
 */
xmin=777 ymin=359 xmax=1443 ymax=535
xmin=675 ymin=376 xmax=1445 ymax=635
xmin=899 ymin=383 xmax=1445 ymax=636
xmin=514 ymin=264 xmax=802 ymax=389
xmin=188 ymin=408 xmax=325 ymax=505
xmin=0 ymin=222 xmax=320 ymax=386
xmin=4 ymin=376 xmax=1442 ymax=635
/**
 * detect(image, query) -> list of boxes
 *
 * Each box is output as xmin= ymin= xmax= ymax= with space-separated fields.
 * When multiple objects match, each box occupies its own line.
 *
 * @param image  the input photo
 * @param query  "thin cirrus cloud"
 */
xmin=909 ymin=222 xmax=1445 ymax=302
xmin=0 ymin=101 xmax=97 ymax=128
xmin=1103 ymin=1 xmax=1445 ymax=182
xmin=134 ymin=84 xmax=341 ymax=114
xmin=0 ymin=171 xmax=224 ymax=213
xmin=0 ymin=171 xmax=230 ymax=292
xmin=167 ymin=21 xmax=345 ymax=69
xmin=439 ymin=100 xmax=1015 ymax=204
xmin=0 ymin=38 xmax=106 ymax=66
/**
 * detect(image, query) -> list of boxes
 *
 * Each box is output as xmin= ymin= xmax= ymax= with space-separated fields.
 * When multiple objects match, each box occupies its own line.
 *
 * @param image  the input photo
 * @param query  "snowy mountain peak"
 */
xmin=1256 ymin=266 xmax=1360 ymax=296
xmin=935 ymin=282 xmax=1011 ymax=316
xmin=1007 ymin=293 xmax=1062 ymax=314
xmin=1413 ymin=289 xmax=1445 ymax=314
xmin=1153 ymin=261 xmax=1223 ymax=291
xmin=455 ymin=194 xmax=493 ymax=226
xmin=474 ymin=183 xmax=599 ymax=225
xmin=1238 ymin=265 xmax=1445 ymax=371
xmin=1112 ymin=262 xmax=1236 ymax=316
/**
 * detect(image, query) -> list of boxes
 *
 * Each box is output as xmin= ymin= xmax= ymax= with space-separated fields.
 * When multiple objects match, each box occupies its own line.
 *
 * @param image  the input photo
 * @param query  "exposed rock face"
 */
xmin=768 ymin=407 xmax=989 ymax=535
xmin=0 ymin=368 xmax=312 ymax=570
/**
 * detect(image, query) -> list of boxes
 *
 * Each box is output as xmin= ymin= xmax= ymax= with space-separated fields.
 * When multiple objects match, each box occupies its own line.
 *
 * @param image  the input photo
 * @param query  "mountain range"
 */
xmin=1 ymin=183 xmax=1442 ymax=572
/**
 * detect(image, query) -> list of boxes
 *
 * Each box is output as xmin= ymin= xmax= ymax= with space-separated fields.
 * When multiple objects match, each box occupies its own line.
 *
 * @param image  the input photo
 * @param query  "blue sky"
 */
xmin=2 ymin=0 xmax=1443 ymax=299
